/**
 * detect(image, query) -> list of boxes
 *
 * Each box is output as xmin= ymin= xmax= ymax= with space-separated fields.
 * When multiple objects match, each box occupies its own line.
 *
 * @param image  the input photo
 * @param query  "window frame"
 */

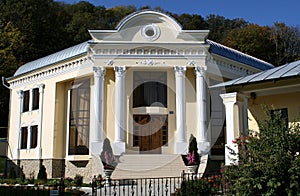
xmin=67 ymin=79 xmax=91 ymax=156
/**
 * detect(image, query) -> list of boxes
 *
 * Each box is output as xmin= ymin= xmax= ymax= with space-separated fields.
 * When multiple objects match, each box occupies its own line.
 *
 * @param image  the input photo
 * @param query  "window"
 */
xmin=133 ymin=72 xmax=167 ymax=108
xmin=20 ymin=127 xmax=28 ymax=149
xmin=32 ymin=88 xmax=39 ymax=110
xmin=30 ymin=125 xmax=38 ymax=148
xmin=22 ymin=90 xmax=30 ymax=112
xmin=68 ymin=79 xmax=90 ymax=155
xmin=270 ymin=108 xmax=288 ymax=129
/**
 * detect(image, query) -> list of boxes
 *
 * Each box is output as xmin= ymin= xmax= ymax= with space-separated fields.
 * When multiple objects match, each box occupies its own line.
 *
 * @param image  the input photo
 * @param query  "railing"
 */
xmin=92 ymin=171 xmax=226 ymax=196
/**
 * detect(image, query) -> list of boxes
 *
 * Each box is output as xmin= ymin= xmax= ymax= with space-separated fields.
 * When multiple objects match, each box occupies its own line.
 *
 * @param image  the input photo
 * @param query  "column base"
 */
xmin=113 ymin=141 xmax=126 ymax=155
xmin=225 ymin=143 xmax=238 ymax=165
xmin=197 ymin=141 xmax=210 ymax=156
xmin=175 ymin=141 xmax=188 ymax=154
xmin=91 ymin=141 xmax=103 ymax=155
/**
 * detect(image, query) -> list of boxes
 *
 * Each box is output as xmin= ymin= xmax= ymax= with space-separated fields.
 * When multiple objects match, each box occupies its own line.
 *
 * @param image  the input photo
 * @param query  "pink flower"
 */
xmin=104 ymin=151 xmax=115 ymax=164
xmin=187 ymin=151 xmax=195 ymax=165
xmin=232 ymin=140 xmax=236 ymax=144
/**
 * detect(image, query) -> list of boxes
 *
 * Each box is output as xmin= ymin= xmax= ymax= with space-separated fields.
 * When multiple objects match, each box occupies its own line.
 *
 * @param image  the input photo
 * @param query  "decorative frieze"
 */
xmin=208 ymin=56 xmax=255 ymax=76
xmin=94 ymin=47 xmax=206 ymax=57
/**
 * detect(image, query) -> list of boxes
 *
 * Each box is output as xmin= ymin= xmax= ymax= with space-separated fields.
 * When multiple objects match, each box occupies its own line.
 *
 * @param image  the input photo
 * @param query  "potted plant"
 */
xmin=100 ymin=138 xmax=118 ymax=186
xmin=182 ymin=134 xmax=200 ymax=174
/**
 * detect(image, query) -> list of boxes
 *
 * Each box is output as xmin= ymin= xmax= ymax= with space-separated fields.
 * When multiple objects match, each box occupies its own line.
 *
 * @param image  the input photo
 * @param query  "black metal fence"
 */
xmin=92 ymin=171 xmax=226 ymax=196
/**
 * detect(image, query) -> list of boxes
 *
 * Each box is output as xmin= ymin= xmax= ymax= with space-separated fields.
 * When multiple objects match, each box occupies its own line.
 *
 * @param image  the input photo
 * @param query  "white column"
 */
xmin=243 ymin=97 xmax=249 ymax=136
xmin=114 ymin=66 xmax=126 ymax=155
xmin=220 ymin=92 xmax=239 ymax=165
xmin=174 ymin=66 xmax=187 ymax=154
xmin=92 ymin=66 xmax=106 ymax=155
xmin=27 ymin=126 xmax=31 ymax=149
xmin=37 ymin=84 xmax=44 ymax=159
xmin=15 ymin=90 xmax=23 ymax=159
xmin=195 ymin=66 xmax=210 ymax=155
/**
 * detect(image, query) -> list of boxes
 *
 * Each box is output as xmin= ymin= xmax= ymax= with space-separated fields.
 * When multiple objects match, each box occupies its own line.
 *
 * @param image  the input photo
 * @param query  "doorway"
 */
xmin=133 ymin=115 xmax=168 ymax=154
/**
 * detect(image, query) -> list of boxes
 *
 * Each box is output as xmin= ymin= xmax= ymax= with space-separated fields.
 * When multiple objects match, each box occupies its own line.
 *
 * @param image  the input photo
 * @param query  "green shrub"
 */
xmin=74 ymin=174 xmax=83 ymax=187
xmin=224 ymin=110 xmax=300 ymax=195
xmin=37 ymin=165 xmax=47 ymax=181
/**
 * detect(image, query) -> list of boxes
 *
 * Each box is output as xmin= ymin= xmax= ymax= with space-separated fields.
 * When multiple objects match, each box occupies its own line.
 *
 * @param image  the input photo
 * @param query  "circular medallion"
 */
xmin=141 ymin=24 xmax=160 ymax=41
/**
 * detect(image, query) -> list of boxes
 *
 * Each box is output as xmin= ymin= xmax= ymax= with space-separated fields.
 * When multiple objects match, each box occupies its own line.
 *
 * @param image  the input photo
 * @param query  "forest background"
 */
xmin=1 ymin=0 xmax=300 ymax=134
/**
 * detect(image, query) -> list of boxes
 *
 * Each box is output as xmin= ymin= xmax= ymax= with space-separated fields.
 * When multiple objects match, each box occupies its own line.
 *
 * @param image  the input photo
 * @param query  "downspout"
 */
xmin=2 ymin=77 xmax=10 ymax=89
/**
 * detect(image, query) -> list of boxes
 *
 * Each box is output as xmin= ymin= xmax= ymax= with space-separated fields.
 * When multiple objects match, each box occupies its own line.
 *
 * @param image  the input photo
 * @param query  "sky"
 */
xmin=56 ymin=0 xmax=300 ymax=27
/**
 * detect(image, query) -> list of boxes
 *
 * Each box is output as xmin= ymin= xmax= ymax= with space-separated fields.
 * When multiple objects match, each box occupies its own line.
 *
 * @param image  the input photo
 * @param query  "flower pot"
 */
xmin=103 ymin=169 xmax=114 ymax=186
xmin=186 ymin=165 xmax=199 ymax=174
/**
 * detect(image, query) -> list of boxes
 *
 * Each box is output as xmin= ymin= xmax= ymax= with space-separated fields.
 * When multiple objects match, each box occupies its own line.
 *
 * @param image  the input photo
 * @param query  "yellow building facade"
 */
xmin=4 ymin=11 xmax=273 ymax=181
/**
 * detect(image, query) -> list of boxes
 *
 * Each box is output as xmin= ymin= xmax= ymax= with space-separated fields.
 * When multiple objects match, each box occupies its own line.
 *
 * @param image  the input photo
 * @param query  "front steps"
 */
xmin=112 ymin=154 xmax=185 ymax=179
xmin=111 ymin=154 xmax=209 ymax=179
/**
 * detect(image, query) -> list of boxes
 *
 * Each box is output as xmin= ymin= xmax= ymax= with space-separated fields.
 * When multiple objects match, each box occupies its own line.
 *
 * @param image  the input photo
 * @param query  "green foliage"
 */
xmin=9 ymin=166 xmax=16 ymax=179
xmin=37 ymin=165 xmax=47 ymax=181
xmin=176 ymin=175 xmax=222 ymax=196
xmin=73 ymin=174 xmax=83 ymax=187
xmin=224 ymin=111 xmax=300 ymax=195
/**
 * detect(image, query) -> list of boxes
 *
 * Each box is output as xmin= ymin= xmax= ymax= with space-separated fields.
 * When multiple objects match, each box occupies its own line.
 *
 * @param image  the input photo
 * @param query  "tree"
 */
xmin=0 ymin=21 xmax=26 ymax=130
xmin=271 ymin=22 xmax=300 ymax=66
xmin=206 ymin=14 xmax=247 ymax=43
xmin=224 ymin=110 xmax=300 ymax=195
xmin=222 ymin=24 xmax=274 ymax=64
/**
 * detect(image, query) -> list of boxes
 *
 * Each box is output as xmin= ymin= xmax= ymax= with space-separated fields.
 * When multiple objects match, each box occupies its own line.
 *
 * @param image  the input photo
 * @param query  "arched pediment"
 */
xmin=89 ymin=10 xmax=209 ymax=43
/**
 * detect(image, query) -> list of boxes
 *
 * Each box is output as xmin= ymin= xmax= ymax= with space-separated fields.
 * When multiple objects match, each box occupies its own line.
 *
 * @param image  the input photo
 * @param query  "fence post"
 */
xmin=92 ymin=175 xmax=97 ymax=196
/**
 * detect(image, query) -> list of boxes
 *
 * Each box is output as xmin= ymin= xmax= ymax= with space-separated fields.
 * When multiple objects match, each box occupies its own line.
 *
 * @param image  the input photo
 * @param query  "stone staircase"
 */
xmin=111 ymin=154 xmax=209 ymax=179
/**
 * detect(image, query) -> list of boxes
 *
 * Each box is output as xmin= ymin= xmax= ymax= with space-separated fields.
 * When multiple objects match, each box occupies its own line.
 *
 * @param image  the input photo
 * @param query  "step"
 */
xmin=112 ymin=154 xmax=185 ymax=179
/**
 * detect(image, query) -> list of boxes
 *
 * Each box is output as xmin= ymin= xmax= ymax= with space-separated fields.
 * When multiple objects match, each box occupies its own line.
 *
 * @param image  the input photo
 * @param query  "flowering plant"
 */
xmin=182 ymin=134 xmax=200 ymax=166
xmin=100 ymin=138 xmax=118 ymax=170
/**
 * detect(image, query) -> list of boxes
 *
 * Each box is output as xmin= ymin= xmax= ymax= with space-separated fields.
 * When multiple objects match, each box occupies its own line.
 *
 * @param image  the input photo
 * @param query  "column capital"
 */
xmin=93 ymin=66 xmax=106 ymax=78
xmin=114 ymin=66 xmax=126 ymax=77
xmin=17 ymin=90 xmax=24 ymax=99
xmin=174 ymin=66 xmax=186 ymax=77
xmin=220 ymin=92 xmax=238 ymax=104
xmin=38 ymin=84 xmax=45 ymax=93
xmin=195 ymin=66 xmax=207 ymax=77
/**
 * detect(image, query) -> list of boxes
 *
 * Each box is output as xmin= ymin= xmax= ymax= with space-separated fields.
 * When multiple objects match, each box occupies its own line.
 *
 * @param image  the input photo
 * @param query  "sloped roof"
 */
xmin=13 ymin=41 xmax=89 ymax=77
xmin=207 ymin=39 xmax=273 ymax=71
xmin=212 ymin=60 xmax=300 ymax=88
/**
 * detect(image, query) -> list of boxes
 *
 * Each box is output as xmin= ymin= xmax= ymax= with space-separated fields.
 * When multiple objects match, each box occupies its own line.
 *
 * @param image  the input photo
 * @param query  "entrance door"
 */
xmin=133 ymin=115 xmax=168 ymax=154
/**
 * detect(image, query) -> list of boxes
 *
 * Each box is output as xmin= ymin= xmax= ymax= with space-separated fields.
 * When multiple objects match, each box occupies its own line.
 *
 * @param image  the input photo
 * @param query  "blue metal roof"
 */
xmin=212 ymin=60 xmax=300 ymax=88
xmin=13 ymin=41 xmax=89 ymax=77
xmin=207 ymin=39 xmax=273 ymax=71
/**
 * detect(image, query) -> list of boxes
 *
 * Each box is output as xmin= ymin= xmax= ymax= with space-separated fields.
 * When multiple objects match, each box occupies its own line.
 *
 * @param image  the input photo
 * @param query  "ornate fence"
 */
xmin=91 ymin=171 xmax=225 ymax=196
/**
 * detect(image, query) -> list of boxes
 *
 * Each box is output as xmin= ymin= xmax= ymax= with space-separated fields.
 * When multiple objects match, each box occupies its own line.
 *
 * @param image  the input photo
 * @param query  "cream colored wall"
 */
xmin=248 ymin=91 xmax=300 ymax=133
xmin=185 ymin=68 xmax=197 ymax=141
xmin=8 ymin=56 xmax=94 ymax=160
xmin=103 ymin=68 xmax=115 ymax=143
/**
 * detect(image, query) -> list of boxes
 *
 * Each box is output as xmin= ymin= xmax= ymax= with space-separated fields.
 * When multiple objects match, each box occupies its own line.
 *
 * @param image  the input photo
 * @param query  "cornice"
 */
xmin=8 ymin=56 xmax=91 ymax=88
xmin=207 ymin=55 xmax=256 ymax=77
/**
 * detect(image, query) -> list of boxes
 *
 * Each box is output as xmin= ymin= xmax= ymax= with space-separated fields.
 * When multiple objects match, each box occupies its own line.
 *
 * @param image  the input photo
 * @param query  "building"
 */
xmin=3 ymin=10 xmax=273 ymax=181
xmin=214 ymin=60 xmax=300 ymax=165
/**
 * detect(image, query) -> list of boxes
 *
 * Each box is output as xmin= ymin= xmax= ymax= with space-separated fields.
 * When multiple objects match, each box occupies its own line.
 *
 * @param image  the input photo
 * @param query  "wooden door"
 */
xmin=133 ymin=115 xmax=168 ymax=154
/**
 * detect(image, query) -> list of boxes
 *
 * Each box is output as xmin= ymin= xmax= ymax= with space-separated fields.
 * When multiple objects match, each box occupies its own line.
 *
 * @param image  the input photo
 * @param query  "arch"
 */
xmin=115 ymin=10 xmax=183 ymax=32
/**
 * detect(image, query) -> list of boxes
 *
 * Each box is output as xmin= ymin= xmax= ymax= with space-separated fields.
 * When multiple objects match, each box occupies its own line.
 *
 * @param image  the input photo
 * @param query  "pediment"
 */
xmin=89 ymin=10 xmax=209 ymax=43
